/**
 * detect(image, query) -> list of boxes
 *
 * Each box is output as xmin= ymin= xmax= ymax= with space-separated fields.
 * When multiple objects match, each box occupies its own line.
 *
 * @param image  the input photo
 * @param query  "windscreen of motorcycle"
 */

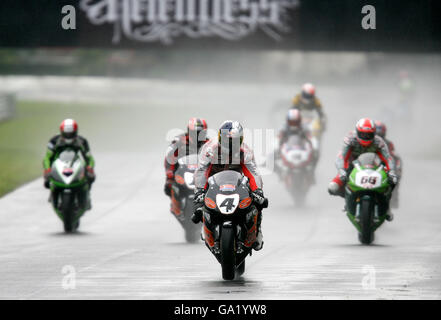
xmin=356 ymin=153 xmax=382 ymax=168
xmin=52 ymin=150 xmax=86 ymax=185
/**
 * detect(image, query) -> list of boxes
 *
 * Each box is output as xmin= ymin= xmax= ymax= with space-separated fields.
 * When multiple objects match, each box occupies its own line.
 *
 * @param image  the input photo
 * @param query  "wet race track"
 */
xmin=0 ymin=76 xmax=440 ymax=299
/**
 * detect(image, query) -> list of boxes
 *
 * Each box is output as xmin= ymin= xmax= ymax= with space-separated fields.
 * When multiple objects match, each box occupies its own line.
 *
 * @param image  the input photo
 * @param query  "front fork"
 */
xmin=345 ymin=188 xmax=391 ymax=220
xmin=202 ymin=207 xmax=259 ymax=255
xmin=50 ymin=185 xmax=89 ymax=211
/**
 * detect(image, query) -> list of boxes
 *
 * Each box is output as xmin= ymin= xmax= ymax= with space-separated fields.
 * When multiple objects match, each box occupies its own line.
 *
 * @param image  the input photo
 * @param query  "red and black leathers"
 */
xmin=164 ymin=133 xmax=209 ymax=196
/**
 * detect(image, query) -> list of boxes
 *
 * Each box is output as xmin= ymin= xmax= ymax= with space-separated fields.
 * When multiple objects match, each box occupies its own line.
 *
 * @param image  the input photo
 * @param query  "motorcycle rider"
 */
xmin=277 ymin=109 xmax=317 ymax=182
xmin=191 ymin=120 xmax=267 ymax=251
xmin=164 ymin=118 xmax=209 ymax=215
xmin=375 ymin=120 xmax=402 ymax=181
xmin=279 ymin=109 xmax=310 ymax=147
xmin=43 ymin=119 xmax=95 ymax=208
xmin=328 ymin=118 xmax=398 ymax=221
xmin=291 ymin=83 xmax=327 ymax=133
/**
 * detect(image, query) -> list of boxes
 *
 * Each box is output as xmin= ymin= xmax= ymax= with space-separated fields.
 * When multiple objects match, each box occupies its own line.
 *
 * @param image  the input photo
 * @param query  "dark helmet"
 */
xmin=374 ymin=120 xmax=387 ymax=138
xmin=187 ymin=117 xmax=208 ymax=145
xmin=218 ymin=120 xmax=244 ymax=159
xmin=60 ymin=119 xmax=78 ymax=143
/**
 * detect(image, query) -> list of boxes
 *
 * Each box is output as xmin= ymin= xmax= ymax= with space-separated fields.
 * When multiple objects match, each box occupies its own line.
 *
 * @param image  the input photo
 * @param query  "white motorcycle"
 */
xmin=277 ymin=135 xmax=315 ymax=207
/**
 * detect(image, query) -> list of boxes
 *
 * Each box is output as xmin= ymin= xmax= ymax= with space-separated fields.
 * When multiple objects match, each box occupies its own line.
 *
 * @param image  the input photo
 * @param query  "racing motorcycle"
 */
xmin=201 ymin=170 xmax=267 ymax=280
xmin=299 ymin=108 xmax=323 ymax=154
xmin=49 ymin=149 xmax=90 ymax=232
xmin=344 ymin=153 xmax=393 ymax=245
xmin=278 ymin=135 xmax=315 ymax=207
xmin=170 ymin=154 xmax=201 ymax=243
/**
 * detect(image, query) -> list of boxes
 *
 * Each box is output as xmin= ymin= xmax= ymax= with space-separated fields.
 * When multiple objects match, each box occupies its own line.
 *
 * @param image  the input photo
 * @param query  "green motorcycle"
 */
xmin=345 ymin=153 xmax=393 ymax=245
xmin=49 ymin=149 xmax=90 ymax=232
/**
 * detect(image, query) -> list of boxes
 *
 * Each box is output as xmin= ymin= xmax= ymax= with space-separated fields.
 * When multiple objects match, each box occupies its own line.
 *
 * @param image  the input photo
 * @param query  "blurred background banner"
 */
xmin=0 ymin=0 xmax=440 ymax=52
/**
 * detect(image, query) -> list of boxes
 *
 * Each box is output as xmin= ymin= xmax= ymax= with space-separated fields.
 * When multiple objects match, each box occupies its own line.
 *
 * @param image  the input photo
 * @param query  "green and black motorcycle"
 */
xmin=344 ymin=153 xmax=394 ymax=245
xmin=48 ymin=149 xmax=90 ymax=232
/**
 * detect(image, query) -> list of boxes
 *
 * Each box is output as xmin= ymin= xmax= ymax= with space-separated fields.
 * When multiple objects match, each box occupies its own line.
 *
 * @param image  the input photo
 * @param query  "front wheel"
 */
xmin=61 ymin=192 xmax=75 ymax=233
xmin=220 ymin=225 xmax=236 ymax=280
xmin=359 ymin=198 xmax=374 ymax=245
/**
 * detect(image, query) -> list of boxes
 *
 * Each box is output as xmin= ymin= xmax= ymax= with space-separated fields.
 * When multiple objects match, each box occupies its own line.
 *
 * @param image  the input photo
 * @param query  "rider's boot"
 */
xmin=386 ymin=211 xmax=394 ymax=221
xmin=328 ymin=181 xmax=344 ymax=197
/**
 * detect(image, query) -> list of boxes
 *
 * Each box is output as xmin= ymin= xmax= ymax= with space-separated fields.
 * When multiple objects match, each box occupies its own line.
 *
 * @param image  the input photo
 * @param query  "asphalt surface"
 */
xmin=0 ymin=76 xmax=440 ymax=299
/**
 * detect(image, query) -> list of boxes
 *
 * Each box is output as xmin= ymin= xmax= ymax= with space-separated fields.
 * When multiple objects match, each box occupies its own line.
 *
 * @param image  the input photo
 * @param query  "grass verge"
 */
xmin=0 ymin=100 xmax=107 ymax=197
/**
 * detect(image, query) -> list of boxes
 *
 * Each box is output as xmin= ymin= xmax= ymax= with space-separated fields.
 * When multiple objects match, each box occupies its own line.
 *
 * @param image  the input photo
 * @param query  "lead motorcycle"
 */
xmin=201 ymin=170 xmax=268 ymax=280
xmin=49 ymin=149 xmax=90 ymax=232
xmin=171 ymin=154 xmax=201 ymax=243
xmin=344 ymin=153 xmax=393 ymax=244
xmin=278 ymin=135 xmax=315 ymax=207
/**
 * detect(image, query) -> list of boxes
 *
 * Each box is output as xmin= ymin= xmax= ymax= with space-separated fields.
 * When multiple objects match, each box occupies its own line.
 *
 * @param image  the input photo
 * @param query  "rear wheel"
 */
xmin=359 ymin=198 xmax=374 ymax=245
xmin=220 ymin=226 xmax=236 ymax=280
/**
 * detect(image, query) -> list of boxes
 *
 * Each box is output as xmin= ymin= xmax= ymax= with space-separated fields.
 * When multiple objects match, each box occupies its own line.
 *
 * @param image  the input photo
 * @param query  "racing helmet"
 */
xmin=287 ymin=108 xmax=302 ymax=132
xmin=187 ymin=117 xmax=208 ymax=145
xmin=60 ymin=119 xmax=78 ymax=143
xmin=300 ymin=83 xmax=316 ymax=104
xmin=374 ymin=120 xmax=387 ymax=138
xmin=218 ymin=120 xmax=243 ymax=161
xmin=355 ymin=118 xmax=376 ymax=147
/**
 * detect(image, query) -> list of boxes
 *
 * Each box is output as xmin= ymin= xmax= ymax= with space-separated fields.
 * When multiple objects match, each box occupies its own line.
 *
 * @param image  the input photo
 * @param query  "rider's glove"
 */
xmin=194 ymin=188 xmax=205 ymax=205
xmin=338 ymin=169 xmax=348 ymax=183
xmin=252 ymin=189 xmax=269 ymax=209
xmin=43 ymin=168 xmax=51 ymax=179
xmin=192 ymin=188 xmax=206 ymax=224
xmin=388 ymin=171 xmax=398 ymax=186
xmin=43 ymin=169 xmax=51 ymax=189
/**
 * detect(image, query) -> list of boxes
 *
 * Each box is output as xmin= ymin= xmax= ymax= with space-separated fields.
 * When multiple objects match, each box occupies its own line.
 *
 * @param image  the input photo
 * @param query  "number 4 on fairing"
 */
xmin=216 ymin=194 xmax=239 ymax=215
xmin=220 ymin=198 xmax=235 ymax=212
